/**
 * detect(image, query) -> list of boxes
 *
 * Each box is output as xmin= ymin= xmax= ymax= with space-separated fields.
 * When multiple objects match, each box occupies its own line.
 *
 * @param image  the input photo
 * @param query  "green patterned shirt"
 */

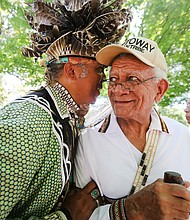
xmin=0 ymin=85 xmax=78 ymax=219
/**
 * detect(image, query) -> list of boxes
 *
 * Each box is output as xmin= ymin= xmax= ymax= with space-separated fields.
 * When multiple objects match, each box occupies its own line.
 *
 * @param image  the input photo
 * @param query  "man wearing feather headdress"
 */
xmin=0 ymin=0 xmax=132 ymax=219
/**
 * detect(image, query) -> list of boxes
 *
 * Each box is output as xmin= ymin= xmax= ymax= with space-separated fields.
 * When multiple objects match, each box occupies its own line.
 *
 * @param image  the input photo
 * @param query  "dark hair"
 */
xmin=45 ymin=62 xmax=65 ymax=85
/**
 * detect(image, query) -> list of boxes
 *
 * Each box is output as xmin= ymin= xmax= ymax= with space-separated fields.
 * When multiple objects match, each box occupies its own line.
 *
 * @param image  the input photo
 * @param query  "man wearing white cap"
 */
xmin=74 ymin=37 xmax=190 ymax=220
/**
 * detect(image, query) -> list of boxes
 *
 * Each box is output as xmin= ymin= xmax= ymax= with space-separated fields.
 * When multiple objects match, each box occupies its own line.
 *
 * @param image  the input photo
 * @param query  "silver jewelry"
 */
xmin=95 ymin=199 xmax=100 ymax=207
xmin=53 ymin=82 xmax=79 ymax=113
xmin=90 ymin=188 xmax=100 ymax=199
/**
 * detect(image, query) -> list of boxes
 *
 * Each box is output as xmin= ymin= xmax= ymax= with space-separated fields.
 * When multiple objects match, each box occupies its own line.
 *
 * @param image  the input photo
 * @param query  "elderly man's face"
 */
xmin=108 ymin=55 xmax=159 ymax=122
xmin=184 ymin=100 xmax=190 ymax=124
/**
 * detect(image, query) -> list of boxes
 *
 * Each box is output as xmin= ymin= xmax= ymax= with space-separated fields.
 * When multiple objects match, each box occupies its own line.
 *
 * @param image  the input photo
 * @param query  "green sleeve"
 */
xmin=0 ymin=119 xmax=67 ymax=220
xmin=0 ymin=102 xmax=65 ymax=219
xmin=28 ymin=211 xmax=68 ymax=220
xmin=0 ymin=117 xmax=42 ymax=218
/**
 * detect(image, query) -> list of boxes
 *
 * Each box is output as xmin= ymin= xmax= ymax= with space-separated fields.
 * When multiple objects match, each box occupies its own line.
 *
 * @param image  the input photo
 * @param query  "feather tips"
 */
xmin=22 ymin=0 xmax=132 ymax=60
xmin=63 ymin=0 xmax=92 ymax=11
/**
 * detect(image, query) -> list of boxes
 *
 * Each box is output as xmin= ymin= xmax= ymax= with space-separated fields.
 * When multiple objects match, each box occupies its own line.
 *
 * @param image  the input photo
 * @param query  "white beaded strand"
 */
xmin=130 ymin=129 xmax=160 ymax=194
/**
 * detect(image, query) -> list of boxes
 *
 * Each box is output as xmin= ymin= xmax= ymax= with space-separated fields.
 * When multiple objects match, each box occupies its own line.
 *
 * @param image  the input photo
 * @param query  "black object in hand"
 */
xmin=164 ymin=171 xmax=184 ymax=185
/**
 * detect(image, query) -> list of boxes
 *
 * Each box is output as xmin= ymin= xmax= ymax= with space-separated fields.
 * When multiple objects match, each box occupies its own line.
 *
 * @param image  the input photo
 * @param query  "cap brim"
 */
xmin=96 ymin=44 xmax=155 ymax=67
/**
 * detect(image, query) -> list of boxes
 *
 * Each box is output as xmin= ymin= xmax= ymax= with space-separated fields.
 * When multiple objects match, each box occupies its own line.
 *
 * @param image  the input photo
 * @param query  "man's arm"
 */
xmin=0 ymin=109 xmax=68 ymax=220
xmin=74 ymin=137 xmax=112 ymax=220
xmin=75 ymin=143 xmax=190 ymax=220
xmin=0 ymin=120 xmax=41 ymax=219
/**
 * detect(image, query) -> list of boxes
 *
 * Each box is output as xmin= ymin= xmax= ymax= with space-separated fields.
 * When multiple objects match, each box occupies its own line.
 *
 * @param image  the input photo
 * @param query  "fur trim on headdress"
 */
xmin=22 ymin=0 xmax=132 ymax=62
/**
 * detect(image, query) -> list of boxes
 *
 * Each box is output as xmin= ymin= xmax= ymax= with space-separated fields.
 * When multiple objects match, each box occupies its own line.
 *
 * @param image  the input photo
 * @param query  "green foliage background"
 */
xmin=0 ymin=0 xmax=190 ymax=124
xmin=0 ymin=0 xmax=44 ymax=86
xmin=132 ymin=0 xmax=190 ymax=107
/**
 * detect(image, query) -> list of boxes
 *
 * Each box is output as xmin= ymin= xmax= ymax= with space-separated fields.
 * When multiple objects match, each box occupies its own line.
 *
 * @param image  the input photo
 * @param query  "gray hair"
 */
xmin=153 ymin=67 xmax=168 ymax=82
xmin=44 ymin=62 xmax=65 ymax=86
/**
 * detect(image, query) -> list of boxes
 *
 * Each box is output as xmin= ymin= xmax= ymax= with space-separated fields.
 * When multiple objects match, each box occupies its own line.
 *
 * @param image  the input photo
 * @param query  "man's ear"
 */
xmin=64 ymin=62 xmax=76 ymax=80
xmin=155 ymin=79 xmax=169 ymax=103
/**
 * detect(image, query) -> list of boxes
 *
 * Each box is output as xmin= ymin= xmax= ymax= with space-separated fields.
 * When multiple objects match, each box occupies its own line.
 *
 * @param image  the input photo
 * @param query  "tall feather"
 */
xmin=22 ymin=0 xmax=132 ymax=61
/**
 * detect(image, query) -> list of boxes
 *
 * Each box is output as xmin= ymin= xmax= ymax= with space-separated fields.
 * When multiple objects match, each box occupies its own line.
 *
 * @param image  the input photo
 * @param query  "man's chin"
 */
xmin=90 ymin=100 xmax=96 ymax=105
xmin=91 ymin=94 xmax=100 ymax=104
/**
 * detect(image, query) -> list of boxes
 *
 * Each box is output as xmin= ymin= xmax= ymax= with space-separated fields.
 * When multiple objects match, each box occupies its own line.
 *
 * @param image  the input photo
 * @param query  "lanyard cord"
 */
xmin=130 ymin=129 xmax=160 ymax=195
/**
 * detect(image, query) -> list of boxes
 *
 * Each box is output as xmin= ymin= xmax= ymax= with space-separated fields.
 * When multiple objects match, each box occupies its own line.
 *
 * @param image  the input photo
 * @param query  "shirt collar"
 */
xmin=102 ymin=108 xmax=170 ymax=134
xmin=149 ymin=108 xmax=170 ymax=133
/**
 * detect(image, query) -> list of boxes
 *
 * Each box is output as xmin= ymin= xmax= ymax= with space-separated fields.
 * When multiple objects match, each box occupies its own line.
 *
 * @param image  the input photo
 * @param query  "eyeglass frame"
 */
xmin=102 ymin=76 xmax=157 ymax=91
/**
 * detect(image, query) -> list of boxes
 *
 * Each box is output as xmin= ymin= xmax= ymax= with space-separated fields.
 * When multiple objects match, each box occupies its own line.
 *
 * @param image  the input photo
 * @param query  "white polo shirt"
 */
xmin=75 ymin=108 xmax=190 ymax=220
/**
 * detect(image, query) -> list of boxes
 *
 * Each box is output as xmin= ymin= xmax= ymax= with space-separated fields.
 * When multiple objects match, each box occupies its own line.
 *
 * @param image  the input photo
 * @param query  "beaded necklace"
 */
xmin=99 ymin=113 xmax=161 ymax=197
xmin=53 ymin=82 xmax=79 ymax=114
xmin=129 ymin=129 xmax=160 ymax=195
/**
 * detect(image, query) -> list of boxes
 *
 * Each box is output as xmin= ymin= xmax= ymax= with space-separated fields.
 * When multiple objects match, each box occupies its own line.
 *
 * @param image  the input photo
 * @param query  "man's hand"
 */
xmin=125 ymin=179 xmax=190 ymax=220
xmin=61 ymin=181 xmax=100 ymax=220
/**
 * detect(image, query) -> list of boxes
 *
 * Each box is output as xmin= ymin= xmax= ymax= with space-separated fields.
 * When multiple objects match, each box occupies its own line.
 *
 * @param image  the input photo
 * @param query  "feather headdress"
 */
xmin=22 ymin=0 xmax=132 ymax=62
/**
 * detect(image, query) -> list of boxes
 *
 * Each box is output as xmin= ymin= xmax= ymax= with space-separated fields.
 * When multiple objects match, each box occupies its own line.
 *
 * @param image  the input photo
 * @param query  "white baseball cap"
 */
xmin=96 ymin=36 xmax=167 ymax=74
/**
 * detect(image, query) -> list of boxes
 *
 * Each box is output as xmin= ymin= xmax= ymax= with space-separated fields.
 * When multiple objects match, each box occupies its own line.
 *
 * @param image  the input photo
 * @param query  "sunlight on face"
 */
xmin=108 ymin=55 xmax=158 ymax=122
xmin=70 ymin=57 xmax=105 ymax=105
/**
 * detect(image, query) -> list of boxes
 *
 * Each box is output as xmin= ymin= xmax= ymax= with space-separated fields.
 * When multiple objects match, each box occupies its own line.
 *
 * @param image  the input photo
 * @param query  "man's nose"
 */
xmin=112 ymin=83 xmax=130 ymax=94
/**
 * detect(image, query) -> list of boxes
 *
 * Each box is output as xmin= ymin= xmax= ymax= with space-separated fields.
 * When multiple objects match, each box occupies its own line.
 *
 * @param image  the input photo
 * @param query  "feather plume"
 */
xmin=22 ymin=0 xmax=132 ymax=61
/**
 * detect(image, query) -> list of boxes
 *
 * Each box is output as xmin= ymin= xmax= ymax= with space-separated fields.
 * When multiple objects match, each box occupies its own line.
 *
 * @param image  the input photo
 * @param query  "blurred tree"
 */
xmin=0 ymin=74 xmax=7 ymax=107
xmin=0 ymin=0 xmax=44 ymax=87
xmin=126 ymin=0 xmax=190 ymax=107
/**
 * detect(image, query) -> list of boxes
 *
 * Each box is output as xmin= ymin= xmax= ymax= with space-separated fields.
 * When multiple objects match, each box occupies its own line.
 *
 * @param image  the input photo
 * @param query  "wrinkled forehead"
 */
xmin=111 ymin=54 xmax=153 ymax=73
xmin=113 ymin=54 xmax=149 ymax=66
